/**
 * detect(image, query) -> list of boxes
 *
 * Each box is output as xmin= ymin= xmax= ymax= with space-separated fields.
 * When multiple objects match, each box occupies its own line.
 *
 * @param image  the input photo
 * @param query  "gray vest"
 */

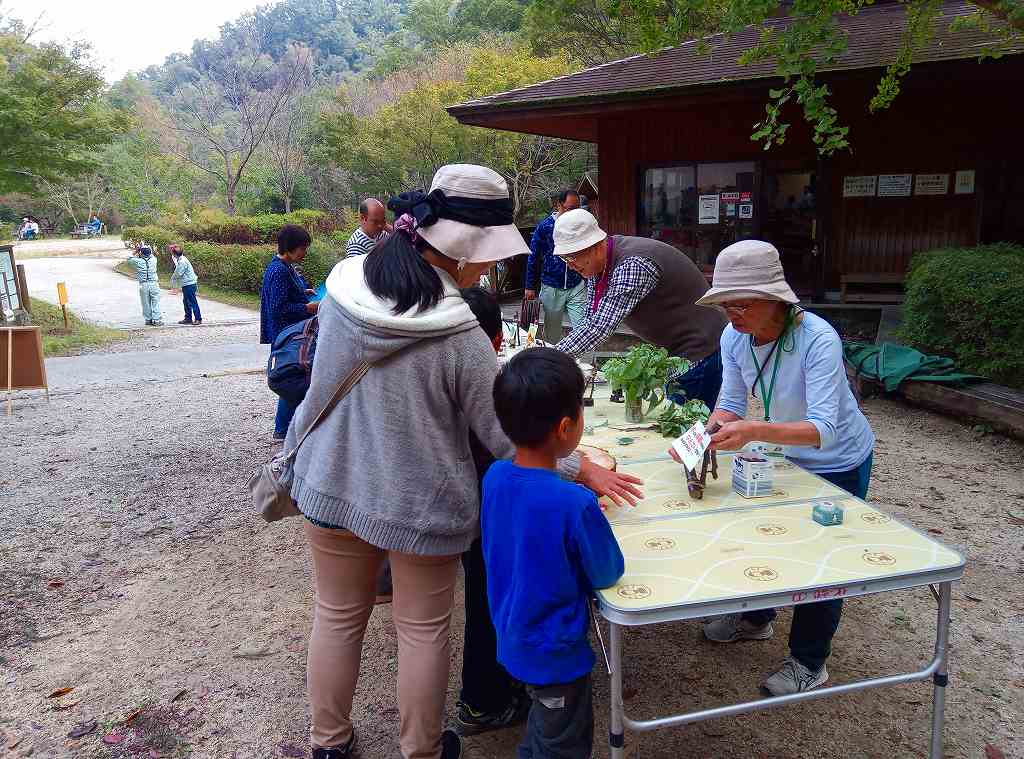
xmin=610 ymin=235 xmax=726 ymax=361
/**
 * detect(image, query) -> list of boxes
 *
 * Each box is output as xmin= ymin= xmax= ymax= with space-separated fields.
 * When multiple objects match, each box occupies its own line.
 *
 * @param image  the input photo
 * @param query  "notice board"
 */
xmin=0 ymin=245 xmax=21 ymax=311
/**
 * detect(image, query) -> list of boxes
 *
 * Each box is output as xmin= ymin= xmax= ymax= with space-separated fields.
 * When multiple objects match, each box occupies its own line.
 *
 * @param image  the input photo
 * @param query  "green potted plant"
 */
xmin=601 ymin=344 xmax=689 ymax=423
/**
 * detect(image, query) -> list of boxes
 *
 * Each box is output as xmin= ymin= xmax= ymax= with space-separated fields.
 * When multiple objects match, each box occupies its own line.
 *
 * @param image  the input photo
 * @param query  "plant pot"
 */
xmin=624 ymin=397 xmax=644 ymax=423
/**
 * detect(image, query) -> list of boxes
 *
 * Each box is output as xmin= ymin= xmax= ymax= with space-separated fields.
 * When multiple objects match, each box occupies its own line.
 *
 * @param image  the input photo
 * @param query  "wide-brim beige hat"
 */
xmin=553 ymin=208 xmax=607 ymax=257
xmin=696 ymin=239 xmax=799 ymax=306
xmin=415 ymin=164 xmax=529 ymax=264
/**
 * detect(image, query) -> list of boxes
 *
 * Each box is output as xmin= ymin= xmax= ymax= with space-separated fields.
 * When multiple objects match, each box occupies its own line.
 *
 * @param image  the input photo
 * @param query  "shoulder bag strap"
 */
xmin=282 ymin=361 xmax=371 ymax=464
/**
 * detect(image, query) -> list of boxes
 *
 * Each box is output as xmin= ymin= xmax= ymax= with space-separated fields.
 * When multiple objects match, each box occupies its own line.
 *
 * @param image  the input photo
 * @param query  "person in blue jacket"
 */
xmin=260 ymin=224 xmax=319 ymax=440
xmin=483 ymin=347 xmax=624 ymax=759
xmin=524 ymin=189 xmax=587 ymax=345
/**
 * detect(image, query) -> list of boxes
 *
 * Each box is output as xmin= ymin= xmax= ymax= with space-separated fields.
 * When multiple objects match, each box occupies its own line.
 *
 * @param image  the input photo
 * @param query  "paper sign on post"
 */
xmin=672 ymin=421 xmax=711 ymax=472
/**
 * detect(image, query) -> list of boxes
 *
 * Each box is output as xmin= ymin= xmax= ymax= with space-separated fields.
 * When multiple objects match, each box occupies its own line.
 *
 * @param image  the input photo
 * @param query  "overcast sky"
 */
xmin=9 ymin=0 xmax=265 ymax=80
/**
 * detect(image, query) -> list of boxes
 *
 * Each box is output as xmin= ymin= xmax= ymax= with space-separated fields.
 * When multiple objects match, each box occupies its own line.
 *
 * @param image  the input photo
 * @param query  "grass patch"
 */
xmin=30 ymin=297 xmax=130 ymax=356
xmin=113 ymin=262 xmax=260 ymax=311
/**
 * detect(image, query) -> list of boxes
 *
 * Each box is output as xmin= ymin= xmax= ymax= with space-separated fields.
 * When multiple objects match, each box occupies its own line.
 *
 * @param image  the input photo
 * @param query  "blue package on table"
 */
xmin=812 ymin=501 xmax=844 ymax=526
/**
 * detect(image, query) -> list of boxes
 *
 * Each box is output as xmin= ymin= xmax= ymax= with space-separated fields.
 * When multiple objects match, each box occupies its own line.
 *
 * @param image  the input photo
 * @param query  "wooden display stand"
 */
xmin=1 ymin=326 xmax=48 ymax=415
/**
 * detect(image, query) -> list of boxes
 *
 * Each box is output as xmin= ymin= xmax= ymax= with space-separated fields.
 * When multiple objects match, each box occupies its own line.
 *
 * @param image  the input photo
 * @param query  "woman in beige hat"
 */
xmin=684 ymin=239 xmax=875 ymax=697
xmin=287 ymin=164 xmax=642 ymax=759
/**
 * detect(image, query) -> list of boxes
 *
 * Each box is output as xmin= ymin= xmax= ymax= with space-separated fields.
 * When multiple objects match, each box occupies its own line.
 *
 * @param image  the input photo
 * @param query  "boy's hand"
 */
xmin=578 ymin=457 xmax=643 ymax=508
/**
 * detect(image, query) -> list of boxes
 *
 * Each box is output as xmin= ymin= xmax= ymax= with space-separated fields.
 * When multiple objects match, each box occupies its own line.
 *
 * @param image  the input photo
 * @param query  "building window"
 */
xmin=639 ymin=161 xmax=757 ymax=264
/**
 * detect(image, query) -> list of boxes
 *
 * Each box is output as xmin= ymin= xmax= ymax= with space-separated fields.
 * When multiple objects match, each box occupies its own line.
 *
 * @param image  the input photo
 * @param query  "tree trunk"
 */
xmin=284 ymin=195 xmax=292 ymax=213
xmin=226 ymin=181 xmax=237 ymax=216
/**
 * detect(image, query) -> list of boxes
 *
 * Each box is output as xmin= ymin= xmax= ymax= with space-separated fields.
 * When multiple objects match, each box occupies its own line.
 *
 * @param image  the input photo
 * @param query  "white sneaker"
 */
xmin=763 ymin=656 xmax=828 ymax=696
xmin=703 ymin=613 xmax=774 ymax=643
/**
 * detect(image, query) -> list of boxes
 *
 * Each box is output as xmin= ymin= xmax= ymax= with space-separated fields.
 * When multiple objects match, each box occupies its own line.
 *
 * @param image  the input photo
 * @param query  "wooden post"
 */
xmin=16 ymin=264 xmax=30 ymax=313
xmin=57 ymin=282 xmax=69 ymax=330
xmin=5 ymin=328 xmax=11 ymax=416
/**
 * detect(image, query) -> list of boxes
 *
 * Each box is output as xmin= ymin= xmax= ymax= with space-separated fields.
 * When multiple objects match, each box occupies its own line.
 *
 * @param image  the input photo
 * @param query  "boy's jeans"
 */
xmin=517 ymin=674 xmax=593 ymax=759
xmin=741 ymin=454 xmax=874 ymax=672
xmin=182 ymin=284 xmax=202 ymax=322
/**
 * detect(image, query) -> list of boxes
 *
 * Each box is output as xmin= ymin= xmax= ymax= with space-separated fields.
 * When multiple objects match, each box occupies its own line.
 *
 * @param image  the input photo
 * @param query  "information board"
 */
xmin=877 ymin=174 xmax=912 ymax=197
xmin=842 ymin=175 xmax=877 ymax=198
xmin=915 ymin=173 xmax=949 ymax=195
xmin=0 ymin=245 xmax=21 ymax=312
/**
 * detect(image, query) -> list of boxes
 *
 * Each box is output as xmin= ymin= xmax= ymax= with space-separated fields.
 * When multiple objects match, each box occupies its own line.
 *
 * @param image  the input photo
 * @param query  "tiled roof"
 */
xmin=450 ymin=1 xmax=1019 ymax=115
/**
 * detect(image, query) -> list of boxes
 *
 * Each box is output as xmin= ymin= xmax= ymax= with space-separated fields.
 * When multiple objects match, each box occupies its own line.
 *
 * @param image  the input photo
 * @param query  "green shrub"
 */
xmin=899 ymin=243 xmax=1024 ymax=388
xmin=121 ymin=225 xmax=179 ymax=252
xmin=0 ymin=223 xmax=12 ymax=242
xmin=169 ymin=208 xmax=337 ymax=245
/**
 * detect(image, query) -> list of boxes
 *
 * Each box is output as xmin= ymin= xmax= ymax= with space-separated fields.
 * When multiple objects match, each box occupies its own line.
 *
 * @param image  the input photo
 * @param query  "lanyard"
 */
xmin=749 ymin=335 xmax=785 ymax=422
xmin=591 ymin=237 xmax=615 ymax=314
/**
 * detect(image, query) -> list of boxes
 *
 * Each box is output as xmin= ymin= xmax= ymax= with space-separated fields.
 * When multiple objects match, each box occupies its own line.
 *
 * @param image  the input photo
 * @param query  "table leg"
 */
xmin=6 ymin=329 xmax=12 ymax=416
xmin=929 ymin=581 xmax=952 ymax=759
xmin=609 ymin=622 xmax=625 ymax=759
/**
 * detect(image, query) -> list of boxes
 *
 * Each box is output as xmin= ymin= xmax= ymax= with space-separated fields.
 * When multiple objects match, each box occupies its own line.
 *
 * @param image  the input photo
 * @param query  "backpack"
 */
xmin=267 ymin=317 xmax=318 ymax=404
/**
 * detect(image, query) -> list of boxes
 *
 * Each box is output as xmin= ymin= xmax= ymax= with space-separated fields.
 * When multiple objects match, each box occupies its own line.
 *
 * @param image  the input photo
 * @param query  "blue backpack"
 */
xmin=267 ymin=317 xmax=318 ymax=404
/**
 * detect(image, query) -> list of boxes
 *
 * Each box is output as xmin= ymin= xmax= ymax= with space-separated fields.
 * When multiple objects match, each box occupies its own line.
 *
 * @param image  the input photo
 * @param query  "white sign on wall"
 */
xmin=738 ymin=203 xmax=754 ymax=220
xmin=842 ymin=175 xmax=877 ymax=198
xmin=955 ymin=170 xmax=976 ymax=195
xmin=698 ymin=194 xmax=720 ymax=224
xmin=915 ymin=173 xmax=949 ymax=195
xmin=877 ymin=174 xmax=912 ymax=197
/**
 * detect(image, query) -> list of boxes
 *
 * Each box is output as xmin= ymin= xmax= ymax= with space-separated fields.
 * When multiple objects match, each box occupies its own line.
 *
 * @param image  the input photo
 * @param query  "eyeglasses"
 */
xmin=721 ymin=301 xmax=760 ymax=314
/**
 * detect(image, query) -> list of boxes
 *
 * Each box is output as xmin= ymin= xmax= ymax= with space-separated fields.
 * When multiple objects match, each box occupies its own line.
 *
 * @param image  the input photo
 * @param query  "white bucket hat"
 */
xmin=553 ymin=209 xmax=607 ymax=257
xmin=390 ymin=164 xmax=528 ymax=265
xmin=696 ymin=240 xmax=799 ymax=306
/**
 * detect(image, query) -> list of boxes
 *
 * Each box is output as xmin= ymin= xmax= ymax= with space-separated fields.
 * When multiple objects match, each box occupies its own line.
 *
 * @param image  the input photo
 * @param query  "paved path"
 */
xmin=23 ymin=257 xmax=258 ymax=329
xmin=42 ymin=343 xmax=269 ymax=393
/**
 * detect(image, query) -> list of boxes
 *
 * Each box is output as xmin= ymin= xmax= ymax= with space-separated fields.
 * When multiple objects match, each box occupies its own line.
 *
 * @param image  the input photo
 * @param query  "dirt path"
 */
xmin=1 ymin=376 xmax=1022 ymax=758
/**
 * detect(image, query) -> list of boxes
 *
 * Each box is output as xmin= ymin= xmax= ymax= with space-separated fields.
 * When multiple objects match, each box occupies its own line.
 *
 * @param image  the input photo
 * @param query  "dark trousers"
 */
xmin=517 ymin=675 xmax=593 ymax=759
xmin=460 ymin=538 xmax=519 ymax=712
xmin=666 ymin=349 xmax=723 ymax=412
xmin=742 ymin=454 xmax=874 ymax=672
xmin=275 ymin=396 xmax=298 ymax=438
xmin=182 ymin=284 xmax=202 ymax=322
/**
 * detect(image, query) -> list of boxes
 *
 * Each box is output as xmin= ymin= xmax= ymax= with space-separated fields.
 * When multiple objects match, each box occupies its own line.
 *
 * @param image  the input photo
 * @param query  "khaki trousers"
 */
xmin=304 ymin=523 xmax=459 ymax=759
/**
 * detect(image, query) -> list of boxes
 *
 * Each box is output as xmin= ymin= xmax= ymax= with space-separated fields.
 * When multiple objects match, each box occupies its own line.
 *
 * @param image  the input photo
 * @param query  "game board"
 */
xmin=601 ymin=453 xmax=849 ymax=524
xmin=599 ymin=496 xmax=964 ymax=616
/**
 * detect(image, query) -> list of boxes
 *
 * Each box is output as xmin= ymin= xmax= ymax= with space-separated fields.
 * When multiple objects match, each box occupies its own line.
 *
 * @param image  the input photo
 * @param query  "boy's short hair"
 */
xmin=460 ymin=286 xmax=502 ymax=342
xmin=494 ymin=347 xmax=584 ymax=447
xmin=278 ymin=224 xmax=311 ymax=255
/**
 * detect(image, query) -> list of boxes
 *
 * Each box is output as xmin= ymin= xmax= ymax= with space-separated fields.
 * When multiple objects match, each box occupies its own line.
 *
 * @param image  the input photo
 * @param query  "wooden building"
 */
xmin=450 ymin=1 xmax=1024 ymax=296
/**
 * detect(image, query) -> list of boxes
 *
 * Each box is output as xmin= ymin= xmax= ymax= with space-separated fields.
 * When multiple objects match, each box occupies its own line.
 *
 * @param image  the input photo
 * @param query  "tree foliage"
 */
xmin=0 ymin=32 xmax=127 ymax=193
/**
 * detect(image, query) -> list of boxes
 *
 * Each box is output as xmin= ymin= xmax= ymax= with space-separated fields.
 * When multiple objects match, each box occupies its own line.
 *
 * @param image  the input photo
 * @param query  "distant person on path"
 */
xmin=345 ymin=198 xmax=391 ymax=257
xmin=524 ymin=189 xmax=587 ymax=345
xmin=169 ymin=244 xmax=202 ymax=325
xmin=260 ymin=224 xmax=318 ymax=441
xmin=88 ymin=215 xmax=102 ymax=235
xmin=126 ymin=243 xmax=163 ymax=326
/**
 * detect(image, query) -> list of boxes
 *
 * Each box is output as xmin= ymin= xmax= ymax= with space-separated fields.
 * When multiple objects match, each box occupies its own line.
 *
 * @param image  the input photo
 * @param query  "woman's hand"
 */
xmin=305 ymin=288 xmax=315 ymax=295
xmin=578 ymin=457 xmax=644 ymax=508
xmin=305 ymin=301 xmax=319 ymax=314
xmin=710 ymin=420 xmax=759 ymax=452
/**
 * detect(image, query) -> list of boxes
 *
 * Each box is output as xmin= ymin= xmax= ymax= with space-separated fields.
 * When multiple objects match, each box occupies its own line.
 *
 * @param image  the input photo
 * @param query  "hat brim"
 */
xmin=418 ymin=219 xmax=528 ymax=264
xmin=696 ymin=285 xmax=800 ymax=307
xmin=554 ymin=228 xmax=607 ymax=258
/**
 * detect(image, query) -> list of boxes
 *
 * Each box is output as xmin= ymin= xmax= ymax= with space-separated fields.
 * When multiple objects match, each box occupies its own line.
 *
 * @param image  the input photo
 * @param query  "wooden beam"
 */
xmin=901 ymin=381 xmax=1024 ymax=441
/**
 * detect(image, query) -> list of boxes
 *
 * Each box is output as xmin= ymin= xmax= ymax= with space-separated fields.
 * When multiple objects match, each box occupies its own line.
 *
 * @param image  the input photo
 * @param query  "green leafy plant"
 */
xmin=899 ymin=243 xmax=1024 ymax=389
xmin=656 ymin=399 xmax=711 ymax=438
xmin=601 ymin=344 xmax=688 ymax=419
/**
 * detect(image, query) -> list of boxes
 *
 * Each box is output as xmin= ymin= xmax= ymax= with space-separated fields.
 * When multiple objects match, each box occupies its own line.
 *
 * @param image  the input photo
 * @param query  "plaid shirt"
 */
xmin=555 ymin=256 xmax=662 ymax=357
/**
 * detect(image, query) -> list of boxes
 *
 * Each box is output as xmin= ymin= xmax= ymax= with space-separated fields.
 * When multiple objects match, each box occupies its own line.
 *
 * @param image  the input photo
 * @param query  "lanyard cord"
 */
xmin=749 ymin=308 xmax=795 ymax=421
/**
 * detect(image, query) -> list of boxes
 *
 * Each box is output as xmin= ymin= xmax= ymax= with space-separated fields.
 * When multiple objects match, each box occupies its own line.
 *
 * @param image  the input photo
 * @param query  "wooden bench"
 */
xmin=840 ymin=273 xmax=905 ymax=304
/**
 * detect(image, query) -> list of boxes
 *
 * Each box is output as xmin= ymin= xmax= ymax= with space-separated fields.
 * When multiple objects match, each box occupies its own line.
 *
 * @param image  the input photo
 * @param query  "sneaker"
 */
xmin=455 ymin=693 xmax=529 ymax=736
xmin=194 ymin=319 xmax=202 ymax=325
xmin=440 ymin=729 xmax=462 ymax=759
xmin=703 ymin=614 xmax=774 ymax=643
xmin=312 ymin=732 xmax=357 ymax=758
xmin=145 ymin=320 xmax=154 ymax=326
xmin=763 ymin=656 xmax=828 ymax=696
xmin=152 ymin=321 xmax=164 ymax=327
xmin=179 ymin=319 xmax=193 ymax=325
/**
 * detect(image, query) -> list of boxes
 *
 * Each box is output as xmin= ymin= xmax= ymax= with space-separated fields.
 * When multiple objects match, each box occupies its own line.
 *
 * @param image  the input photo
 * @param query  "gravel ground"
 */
xmin=73 ymin=323 xmax=260 ymax=355
xmin=1 ymin=373 xmax=1022 ymax=759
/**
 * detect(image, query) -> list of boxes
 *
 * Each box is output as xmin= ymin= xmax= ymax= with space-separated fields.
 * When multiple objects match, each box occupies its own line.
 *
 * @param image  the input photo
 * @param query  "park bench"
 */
xmin=71 ymin=223 xmax=106 ymax=238
xmin=840 ymin=273 xmax=905 ymax=303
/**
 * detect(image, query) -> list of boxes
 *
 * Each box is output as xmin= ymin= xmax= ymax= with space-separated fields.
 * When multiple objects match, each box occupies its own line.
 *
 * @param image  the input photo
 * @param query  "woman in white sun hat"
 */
xmin=286 ymin=164 xmax=642 ymax=759
xmin=683 ymin=238 xmax=875 ymax=698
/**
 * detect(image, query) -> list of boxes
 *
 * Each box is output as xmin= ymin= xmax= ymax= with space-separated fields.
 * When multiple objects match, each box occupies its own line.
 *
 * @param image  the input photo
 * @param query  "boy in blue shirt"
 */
xmin=483 ymin=347 xmax=624 ymax=758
